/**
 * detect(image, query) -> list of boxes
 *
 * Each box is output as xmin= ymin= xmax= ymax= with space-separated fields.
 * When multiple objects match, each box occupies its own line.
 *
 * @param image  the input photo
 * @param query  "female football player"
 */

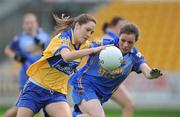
xmin=102 ymin=16 xmax=134 ymax=117
xmin=16 ymin=13 xmax=105 ymax=117
xmin=69 ymin=23 xmax=163 ymax=117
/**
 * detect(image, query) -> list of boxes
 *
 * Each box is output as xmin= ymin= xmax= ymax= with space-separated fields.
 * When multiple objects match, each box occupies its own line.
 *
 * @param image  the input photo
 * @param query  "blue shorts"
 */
xmin=71 ymin=74 xmax=112 ymax=117
xmin=71 ymin=86 xmax=98 ymax=105
xmin=71 ymin=75 xmax=112 ymax=105
xmin=71 ymin=86 xmax=109 ymax=117
xmin=71 ymin=87 xmax=98 ymax=117
xmin=16 ymin=81 xmax=67 ymax=114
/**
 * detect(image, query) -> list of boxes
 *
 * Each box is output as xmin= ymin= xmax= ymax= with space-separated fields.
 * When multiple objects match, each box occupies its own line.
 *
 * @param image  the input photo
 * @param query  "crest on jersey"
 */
xmin=61 ymin=38 xmax=68 ymax=46
xmin=136 ymin=52 xmax=142 ymax=58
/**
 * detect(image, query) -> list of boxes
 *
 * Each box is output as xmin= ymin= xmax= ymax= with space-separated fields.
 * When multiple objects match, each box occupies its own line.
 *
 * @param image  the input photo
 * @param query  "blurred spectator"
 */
xmin=4 ymin=13 xmax=50 ymax=117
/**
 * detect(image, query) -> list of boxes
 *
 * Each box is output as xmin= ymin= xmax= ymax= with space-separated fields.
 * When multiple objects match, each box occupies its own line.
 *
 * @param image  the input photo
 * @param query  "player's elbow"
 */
xmin=4 ymin=46 xmax=10 ymax=56
xmin=62 ymin=55 xmax=72 ymax=62
xmin=4 ymin=46 xmax=15 ymax=58
xmin=63 ymin=57 xmax=70 ymax=62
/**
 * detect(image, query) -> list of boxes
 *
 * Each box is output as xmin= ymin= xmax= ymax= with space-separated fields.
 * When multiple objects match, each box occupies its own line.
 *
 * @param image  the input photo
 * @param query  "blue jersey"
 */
xmin=105 ymin=29 xmax=119 ymax=45
xmin=91 ymin=30 xmax=119 ymax=47
xmin=69 ymin=47 xmax=145 ymax=104
xmin=70 ymin=30 xmax=145 ymax=117
xmin=9 ymin=28 xmax=50 ymax=89
xmin=10 ymin=28 xmax=50 ymax=54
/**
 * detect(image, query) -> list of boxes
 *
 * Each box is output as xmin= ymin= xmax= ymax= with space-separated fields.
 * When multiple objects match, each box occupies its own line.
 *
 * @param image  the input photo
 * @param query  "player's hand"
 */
xmin=92 ymin=46 xmax=106 ymax=53
xmin=34 ymin=37 xmax=40 ymax=44
xmin=150 ymin=68 xmax=163 ymax=79
xmin=34 ymin=37 xmax=45 ymax=50
xmin=14 ymin=52 xmax=27 ymax=63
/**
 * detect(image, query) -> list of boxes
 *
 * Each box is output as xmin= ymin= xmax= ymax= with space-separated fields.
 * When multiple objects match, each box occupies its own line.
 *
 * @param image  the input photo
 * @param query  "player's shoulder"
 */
xmin=37 ymin=28 xmax=49 ymax=36
xmin=130 ymin=47 xmax=139 ymax=53
xmin=51 ymin=29 xmax=71 ymax=44
xmin=58 ymin=28 xmax=72 ymax=40
xmin=130 ymin=47 xmax=143 ymax=59
xmin=15 ymin=32 xmax=30 ymax=40
xmin=12 ymin=34 xmax=22 ymax=42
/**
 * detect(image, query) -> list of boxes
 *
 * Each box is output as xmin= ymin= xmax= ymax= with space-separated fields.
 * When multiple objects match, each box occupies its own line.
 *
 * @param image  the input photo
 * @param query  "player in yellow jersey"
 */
xmin=16 ymin=13 xmax=105 ymax=117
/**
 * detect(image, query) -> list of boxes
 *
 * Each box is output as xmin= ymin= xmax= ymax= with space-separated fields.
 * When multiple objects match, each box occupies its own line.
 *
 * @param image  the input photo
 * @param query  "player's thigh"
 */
xmin=79 ymin=99 xmax=105 ymax=117
xmin=112 ymin=84 xmax=134 ymax=107
xmin=16 ymin=107 xmax=34 ymax=117
xmin=45 ymin=101 xmax=72 ymax=117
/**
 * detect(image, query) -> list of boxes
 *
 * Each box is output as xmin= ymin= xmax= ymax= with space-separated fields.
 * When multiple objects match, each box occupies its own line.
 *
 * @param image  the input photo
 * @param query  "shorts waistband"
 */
xmin=28 ymin=78 xmax=55 ymax=94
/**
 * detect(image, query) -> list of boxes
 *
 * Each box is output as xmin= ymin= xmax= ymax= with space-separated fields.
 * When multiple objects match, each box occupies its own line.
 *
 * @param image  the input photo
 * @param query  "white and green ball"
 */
xmin=99 ymin=46 xmax=123 ymax=71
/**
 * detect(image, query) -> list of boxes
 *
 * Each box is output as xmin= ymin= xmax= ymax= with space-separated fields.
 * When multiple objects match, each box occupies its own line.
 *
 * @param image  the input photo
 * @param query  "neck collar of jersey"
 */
xmin=66 ymin=28 xmax=75 ymax=45
xmin=67 ymin=28 xmax=81 ymax=50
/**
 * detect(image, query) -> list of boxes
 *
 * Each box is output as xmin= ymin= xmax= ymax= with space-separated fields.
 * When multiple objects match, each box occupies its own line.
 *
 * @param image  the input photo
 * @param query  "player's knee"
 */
xmin=81 ymin=108 xmax=105 ymax=117
xmin=4 ymin=107 xmax=17 ymax=117
xmin=4 ymin=112 xmax=14 ymax=117
xmin=124 ymin=99 xmax=134 ymax=111
xmin=76 ymin=113 xmax=91 ymax=117
xmin=90 ymin=110 xmax=105 ymax=117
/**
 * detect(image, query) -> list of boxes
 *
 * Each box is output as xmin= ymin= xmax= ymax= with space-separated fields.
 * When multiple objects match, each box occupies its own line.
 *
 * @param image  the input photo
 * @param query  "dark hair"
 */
xmin=119 ymin=23 xmax=140 ymax=41
xmin=109 ymin=16 xmax=124 ymax=27
xmin=53 ymin=13 xmax=96 ymax=35
xmin=102 ymin=22 xmax=109 ymax=34
xmin=102 ymin=16 xmax=125 ymax=34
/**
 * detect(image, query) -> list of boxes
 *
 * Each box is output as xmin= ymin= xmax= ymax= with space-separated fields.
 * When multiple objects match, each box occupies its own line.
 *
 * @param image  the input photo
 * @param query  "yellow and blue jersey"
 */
xmin=27 ymin=28 xmax=91 ymax=95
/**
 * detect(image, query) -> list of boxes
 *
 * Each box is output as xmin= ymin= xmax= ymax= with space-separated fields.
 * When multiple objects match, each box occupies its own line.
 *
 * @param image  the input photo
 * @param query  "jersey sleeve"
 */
xmin=131 ymin=48 xmax=146 ymax=73
xmin=9 ymin=36 xmax=19 ymax=51
xmin=36 ymin=28 xmax=50 ymax=47
xmin=44 ymin=34 xmax=70 ymax=56
xmin=101 ymin=34 xmax=117 ymax=46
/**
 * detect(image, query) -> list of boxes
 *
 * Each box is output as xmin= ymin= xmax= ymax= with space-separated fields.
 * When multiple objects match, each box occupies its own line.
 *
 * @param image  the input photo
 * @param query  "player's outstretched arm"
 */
xmin=60 ymin=46 xmax=105 ymax=62
xmin=140 ymin=63 xmax=163 ymax=79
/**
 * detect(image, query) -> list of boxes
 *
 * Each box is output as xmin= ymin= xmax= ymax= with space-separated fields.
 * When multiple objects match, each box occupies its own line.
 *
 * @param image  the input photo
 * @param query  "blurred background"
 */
xmin=0 ymin=0 xmax=180 ymax=117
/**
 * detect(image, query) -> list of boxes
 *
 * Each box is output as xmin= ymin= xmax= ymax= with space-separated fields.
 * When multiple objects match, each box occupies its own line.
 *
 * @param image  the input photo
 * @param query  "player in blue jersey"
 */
xmin=4 ymin=13 xmax=50 ymax=117
xmin=69 ymin=23 xmax=163 ymax=117
xmin=102 ymin=17 xmax=134 ymax=117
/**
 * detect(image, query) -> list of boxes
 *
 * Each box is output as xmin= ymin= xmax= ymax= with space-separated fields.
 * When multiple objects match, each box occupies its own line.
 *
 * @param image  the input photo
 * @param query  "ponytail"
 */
xmin=53 ymin=14 xmax=74 ymax=35
xmin=53 ymin=13 xmax=96 ymax=36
